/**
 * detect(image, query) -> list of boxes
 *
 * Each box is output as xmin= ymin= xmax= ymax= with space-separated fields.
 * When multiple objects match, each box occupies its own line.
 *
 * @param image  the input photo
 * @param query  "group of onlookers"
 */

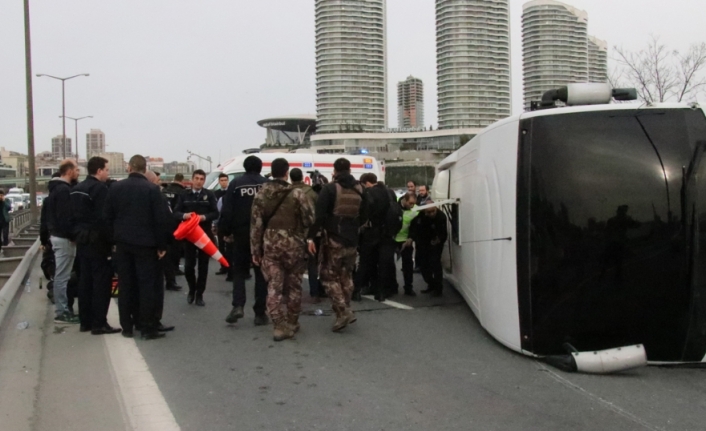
xmin=39 ymin=153 xmax=448 ymax=342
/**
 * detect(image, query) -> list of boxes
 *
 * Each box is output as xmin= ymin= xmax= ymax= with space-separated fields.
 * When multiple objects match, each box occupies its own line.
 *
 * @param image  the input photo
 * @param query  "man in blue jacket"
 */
xmin=219 ymin=156 xmax=268 ymax=325
xmin=45 ymin=159 xmax=80 ymax=324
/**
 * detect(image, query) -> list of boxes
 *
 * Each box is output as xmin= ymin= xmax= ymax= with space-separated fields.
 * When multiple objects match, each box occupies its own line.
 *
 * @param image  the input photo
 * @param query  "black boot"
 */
xmin=187 ymin=290 xmax=195 ymax=304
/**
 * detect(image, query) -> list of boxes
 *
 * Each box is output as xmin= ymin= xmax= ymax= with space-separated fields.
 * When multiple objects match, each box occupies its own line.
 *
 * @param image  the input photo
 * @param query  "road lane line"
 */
xmin=536 ymin=361 xmax=664 ymax=431
xmin=362 ymin=295 xmax=414 ymax=310
xmin=104 ymin=301 xmax=181 ymax=431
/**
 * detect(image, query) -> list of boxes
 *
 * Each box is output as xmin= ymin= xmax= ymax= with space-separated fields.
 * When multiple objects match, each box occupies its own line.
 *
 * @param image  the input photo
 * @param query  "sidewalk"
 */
xmin=0 ymin=258 xmax=127 ymax=431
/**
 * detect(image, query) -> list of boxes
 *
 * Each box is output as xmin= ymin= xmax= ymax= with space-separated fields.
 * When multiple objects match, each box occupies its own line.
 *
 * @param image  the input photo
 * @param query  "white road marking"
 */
xmin=536 ymin=361 xmax=664 ymax=431
xmin=104 ymin=301 xmax=181 ymax=431
xmin=362 ymin=295 xmax=414 ymax=310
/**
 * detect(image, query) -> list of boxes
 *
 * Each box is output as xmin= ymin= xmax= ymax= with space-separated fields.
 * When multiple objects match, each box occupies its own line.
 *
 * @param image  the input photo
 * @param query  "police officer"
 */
xmin=355 ymin=173 xmax=399 ymax=301
xmin=173 ymin=169 xmax=219 ymax=306
xmin=214 ymin=173 xmax=231 ymax=278
xmin=163 ymin=173 xmax=187 ymax=277
xmin=307 ymin=158 xmax=363 ymax=332
xmin=290 ymin=168 xmax=321 ymax=300
xmin=409 ymin=201 xmax=448 ymax=297
xmin=251 ymin=159 xmax=314 ymax=341
xmin=220 ymin=156 xmax=268 ymax=325
xmin=71 ymin=157 xmax=120 ymax=334
xmin=104 ymin=155 xmax=170 ymax=339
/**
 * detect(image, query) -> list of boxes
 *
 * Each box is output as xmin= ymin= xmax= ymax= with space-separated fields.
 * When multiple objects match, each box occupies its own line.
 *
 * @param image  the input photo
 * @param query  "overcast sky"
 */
xmin=0 ymin=0 xmax=704 ymax=166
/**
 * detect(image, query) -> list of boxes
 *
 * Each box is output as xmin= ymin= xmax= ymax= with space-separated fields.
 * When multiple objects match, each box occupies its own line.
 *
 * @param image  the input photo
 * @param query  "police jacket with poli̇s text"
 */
xmin=70 ymin=175 xmax=111 ymax=254
xmin=173 ymin=188 xmax=219 ymax=236
xmin=307 ymin=173 xmax=364 ymax=248
xmin=219 ymin=172 xmax=268 ymax=242
xmin=162 ymin=182 xmax=186 ymax=211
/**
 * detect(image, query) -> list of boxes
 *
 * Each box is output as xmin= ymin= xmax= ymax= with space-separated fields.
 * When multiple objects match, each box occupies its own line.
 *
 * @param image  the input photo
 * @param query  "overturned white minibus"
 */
xmin=432 ymin=84 xmax=706 ymax=372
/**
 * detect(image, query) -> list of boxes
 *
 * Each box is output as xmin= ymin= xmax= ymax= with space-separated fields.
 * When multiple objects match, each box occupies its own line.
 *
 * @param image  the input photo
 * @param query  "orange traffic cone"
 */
xmin=173 ymin=213 xmax=229 ymax=267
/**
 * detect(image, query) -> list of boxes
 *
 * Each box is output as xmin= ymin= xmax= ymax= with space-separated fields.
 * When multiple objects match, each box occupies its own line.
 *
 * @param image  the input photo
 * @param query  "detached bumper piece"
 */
xmin=545 ymin=344 xmax=647 ymax=374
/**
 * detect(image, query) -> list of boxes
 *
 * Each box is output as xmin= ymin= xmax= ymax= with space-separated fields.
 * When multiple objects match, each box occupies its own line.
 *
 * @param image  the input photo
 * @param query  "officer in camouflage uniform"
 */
xmin=307 ymin=158 xmax=364 ymax=332
xmin=251 ymin=158 xmax=315 ymax=341
xmin=290 ymin=168 xmax=322 ymax=300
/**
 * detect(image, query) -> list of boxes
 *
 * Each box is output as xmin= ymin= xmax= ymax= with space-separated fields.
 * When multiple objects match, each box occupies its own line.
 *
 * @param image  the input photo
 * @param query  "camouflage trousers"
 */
xmin=319 ymin=236 xmax=357 ymax=315
xmin=260 ymin=231 xmax=307 ymax=324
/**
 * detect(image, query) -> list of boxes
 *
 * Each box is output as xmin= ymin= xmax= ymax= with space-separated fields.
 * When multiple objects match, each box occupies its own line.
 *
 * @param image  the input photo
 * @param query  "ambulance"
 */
xmin=206 ymin=152 xmax=384 ymax=189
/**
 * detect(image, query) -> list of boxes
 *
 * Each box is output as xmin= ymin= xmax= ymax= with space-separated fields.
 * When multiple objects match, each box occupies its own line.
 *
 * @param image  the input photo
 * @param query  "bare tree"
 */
xmin=613 ymin=36 xmax=706 ymax=103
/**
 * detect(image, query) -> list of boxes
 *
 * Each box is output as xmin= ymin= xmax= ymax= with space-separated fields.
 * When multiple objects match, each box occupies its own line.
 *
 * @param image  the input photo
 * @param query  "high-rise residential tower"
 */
xmin=315 ymin=0 xmax=387 ymax=133
xmin=522 ymin=0 xmax=589 ymax=109
xmin=397 ymin=76 xmax=424 ymax=128
xmin=588 ymin=36 xmax=608 ymax=83
xmin=86 ymin=129 xmax=106 ymax=159
xmin=435 ymin=0 xmax=512 ymax=129
xmin=51 ymin=135 xmax=73 ymax=159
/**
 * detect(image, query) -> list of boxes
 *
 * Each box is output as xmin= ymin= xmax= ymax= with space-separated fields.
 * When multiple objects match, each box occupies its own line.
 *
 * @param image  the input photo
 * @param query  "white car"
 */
xmin=5 ymin=195 xmax=24 ymax=212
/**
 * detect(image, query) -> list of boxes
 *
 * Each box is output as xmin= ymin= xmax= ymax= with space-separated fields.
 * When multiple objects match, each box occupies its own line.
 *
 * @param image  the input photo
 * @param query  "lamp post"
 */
xmin=60 ymin=115 xmax=92 ymax=163
xmin=23 ymin=0 xmax=38 ymax=223
xmin=36 ymin=73 xmax=89 ymax=158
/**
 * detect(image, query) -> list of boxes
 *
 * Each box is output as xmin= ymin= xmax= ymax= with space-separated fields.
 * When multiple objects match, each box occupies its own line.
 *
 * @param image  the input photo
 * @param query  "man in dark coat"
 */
xmin=104 ymin=155 xmax=170 ymax=339
xmin=71 ymin=156 xmax=120 ymax=334
xmin=409 ymin=201 xmax=448 ymax=297
xmin=45 ymin=159 xmax=80 ymax=324
xmin=163 ymin=173 xmax=187 ymax=276
xmin=214 ymin=173 xmax=231 ymax=278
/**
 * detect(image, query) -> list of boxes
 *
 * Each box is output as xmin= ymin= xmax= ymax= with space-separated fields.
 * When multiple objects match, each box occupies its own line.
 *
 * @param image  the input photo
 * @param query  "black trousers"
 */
xmin=155 ymin=257 xmax=166 ymax=323
xmin=162 ymin=240 xmax=178 ymax=288
xmin=77 ymin=244 xmax=113 ymax=328
xmin=354 ymin=234 xmax=397 ymax=297
xmin=1 ymin=222 xmax=8 ymax=246
xmin=418 ymin=245 xmax=443 ymax=292
xmin=171 ymin=240 xmax=184 ymax=272
xmin=184 ymin=240 xmax=211 ymax=295
xmin=231 ymin=240 xmax=267 ymax=316
xmin=115 ymin=243 xmax=160 ymax=333
xmin=397 ymin=242 xmax=415 ymax=289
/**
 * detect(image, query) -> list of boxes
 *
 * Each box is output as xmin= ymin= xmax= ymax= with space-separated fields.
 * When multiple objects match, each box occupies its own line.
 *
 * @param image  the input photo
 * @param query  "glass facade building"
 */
xmin=435 ymin=0 xmax=512 ymax=130
xmin=315 ymin=0 xmax=387 ymax=133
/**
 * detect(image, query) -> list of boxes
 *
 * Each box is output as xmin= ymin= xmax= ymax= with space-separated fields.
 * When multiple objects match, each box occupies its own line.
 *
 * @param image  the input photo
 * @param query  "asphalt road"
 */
xmin=132 ymin=269 xmax=706 ymax=431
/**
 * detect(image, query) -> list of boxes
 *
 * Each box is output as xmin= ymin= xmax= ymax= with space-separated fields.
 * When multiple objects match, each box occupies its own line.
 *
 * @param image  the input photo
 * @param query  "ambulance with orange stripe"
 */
xmin=206 ymin=152 xmax=384 ymax=189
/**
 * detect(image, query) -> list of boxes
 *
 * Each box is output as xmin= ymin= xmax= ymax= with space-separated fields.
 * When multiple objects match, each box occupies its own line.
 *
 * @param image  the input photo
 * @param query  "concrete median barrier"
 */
xmin=0 ymin=238 xmax=40 ymax=327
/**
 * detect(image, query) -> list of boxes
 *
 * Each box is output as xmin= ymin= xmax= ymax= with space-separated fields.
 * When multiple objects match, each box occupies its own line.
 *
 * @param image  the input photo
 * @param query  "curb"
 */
xmin=0 ymin=238 xmax=40 ymax=327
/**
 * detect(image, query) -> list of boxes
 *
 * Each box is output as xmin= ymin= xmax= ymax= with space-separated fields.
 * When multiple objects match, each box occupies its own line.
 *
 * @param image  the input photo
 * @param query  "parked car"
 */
xmin=5 ymin=194 xmax=24 ymax=212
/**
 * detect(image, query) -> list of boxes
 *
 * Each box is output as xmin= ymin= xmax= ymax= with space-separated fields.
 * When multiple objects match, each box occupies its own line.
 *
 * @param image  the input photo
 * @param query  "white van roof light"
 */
xmin=531 ymin=83 xmax=638 ymax=111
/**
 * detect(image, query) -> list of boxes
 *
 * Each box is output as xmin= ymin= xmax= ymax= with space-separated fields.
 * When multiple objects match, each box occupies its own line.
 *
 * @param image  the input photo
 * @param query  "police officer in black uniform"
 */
xmin=104 ymin=155 xmax=170 ymax=340
xmin=214 ymin=173 xmax=231 ymax=278
xmin=71 ymin=156 xmax=121 ymax=335
xmin=219 ymin=156 xmax=268 ymax=325
xmin=163 ymin=173 xmax=187 ymax=276
xmin=173 ymin=169 xmax=219 ymax=306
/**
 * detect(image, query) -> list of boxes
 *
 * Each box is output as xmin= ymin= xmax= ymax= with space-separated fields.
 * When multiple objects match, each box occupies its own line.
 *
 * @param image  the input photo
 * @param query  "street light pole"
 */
xmin=23 ymin=0 xmax=38 ymax=224
xmin=36 ymin=73 xmax=89 ymax=158
xmin=60 ymin=115 xmax=92 ymax=164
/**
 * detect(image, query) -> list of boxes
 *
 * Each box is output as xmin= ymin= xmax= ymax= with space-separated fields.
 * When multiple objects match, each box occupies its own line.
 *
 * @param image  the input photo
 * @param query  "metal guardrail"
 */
xmin=10 ymin=209 xmax=33 ymax=236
